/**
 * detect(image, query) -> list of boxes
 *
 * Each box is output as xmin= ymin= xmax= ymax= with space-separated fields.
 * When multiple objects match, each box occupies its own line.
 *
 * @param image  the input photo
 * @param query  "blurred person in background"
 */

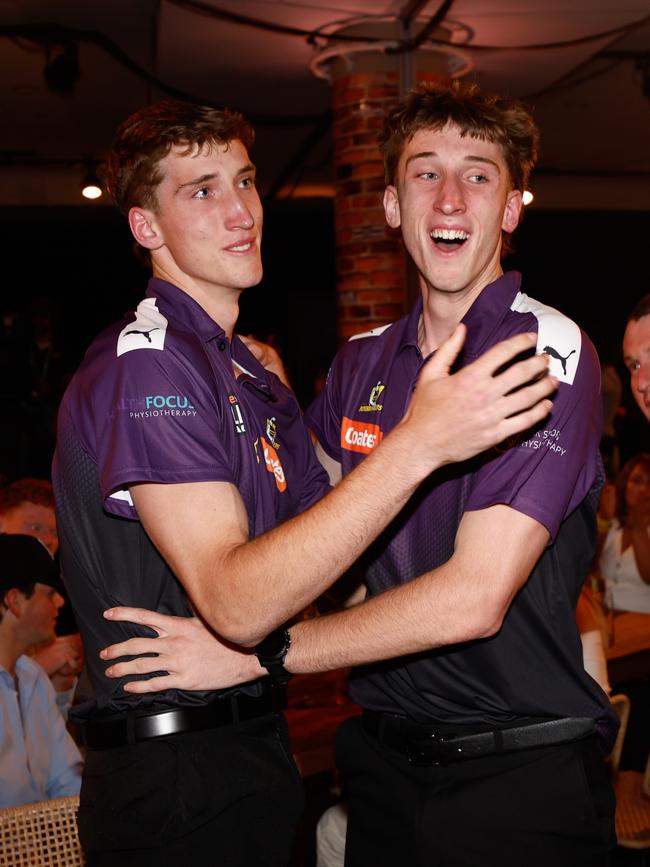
xmin=0 ymin=534 xmax=82 ymax=807
xmin=0 ymin=478 xmax=58 ymax=555
xmin=0 ymin=478 xmax=83 ymax=713
xmin=599 ymin=453 xmax=650 ymax=614
xmin=623 ymin=294 xmax=650 ymax=424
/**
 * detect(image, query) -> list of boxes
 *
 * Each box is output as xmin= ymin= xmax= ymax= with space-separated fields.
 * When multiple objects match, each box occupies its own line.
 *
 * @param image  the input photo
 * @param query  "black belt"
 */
xmin=362 ymin=711 xmax=595 ymax=766
xmin=82 ymin=690 xmax=276 ymax=749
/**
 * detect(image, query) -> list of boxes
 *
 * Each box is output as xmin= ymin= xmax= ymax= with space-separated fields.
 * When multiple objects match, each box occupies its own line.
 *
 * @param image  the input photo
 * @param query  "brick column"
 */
xmin=332 ymin=71 xmax=406 ymax=340
xmin=311 ymin=21 xmax=472 ymax=340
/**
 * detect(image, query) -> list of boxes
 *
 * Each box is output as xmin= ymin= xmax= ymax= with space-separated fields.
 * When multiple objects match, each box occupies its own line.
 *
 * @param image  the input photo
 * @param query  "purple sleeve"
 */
xmin=298 ymin=428 xmax=332 ymax=511
xmin=304 ymin=355 xmax=344 ymax=463
xmin=94 ymin=347 xmax=234 ymax=519
xmin=465 ymin=333 xmax=602 ymax=540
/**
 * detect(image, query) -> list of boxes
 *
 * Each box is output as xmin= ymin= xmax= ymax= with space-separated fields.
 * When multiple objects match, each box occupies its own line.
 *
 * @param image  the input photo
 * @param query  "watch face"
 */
xmin=255 ymin=628 xmax=292 ymax=684
xmin=257 ymin=627 xmax=291 ymax=662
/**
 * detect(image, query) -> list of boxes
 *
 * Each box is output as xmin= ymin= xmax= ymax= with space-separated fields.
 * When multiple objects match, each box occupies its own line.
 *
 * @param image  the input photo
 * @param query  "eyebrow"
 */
xmin=405 ymin=151 xmax=501 ymax=172
xmin=174 ymin=163 xmax=256 ymax=195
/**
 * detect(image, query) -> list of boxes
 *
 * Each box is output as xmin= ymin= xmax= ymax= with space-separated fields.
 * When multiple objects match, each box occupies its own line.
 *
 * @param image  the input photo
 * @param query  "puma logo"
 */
xmin=543 ymin=345 xmax=576 ymax=375
xmin=125 ymin=328 xmax=160 ymax=343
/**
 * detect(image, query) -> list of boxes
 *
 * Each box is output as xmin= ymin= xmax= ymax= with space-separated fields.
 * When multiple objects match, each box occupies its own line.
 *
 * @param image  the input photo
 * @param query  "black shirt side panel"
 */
xmin=54 ymin=412 xmax=247 ymax=721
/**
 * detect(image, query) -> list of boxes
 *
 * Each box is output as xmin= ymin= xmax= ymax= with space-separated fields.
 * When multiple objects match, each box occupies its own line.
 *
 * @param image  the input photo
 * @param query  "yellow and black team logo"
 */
xmin=358 ymin=381 xmax=385 ymax=413
xmin=266 ymin=416 xmax=280 ymax=449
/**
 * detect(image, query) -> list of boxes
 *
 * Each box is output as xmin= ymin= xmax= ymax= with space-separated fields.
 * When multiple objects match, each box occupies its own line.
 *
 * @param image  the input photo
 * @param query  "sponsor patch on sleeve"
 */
xmin=340 ymin=417 xmax=383 ymax=454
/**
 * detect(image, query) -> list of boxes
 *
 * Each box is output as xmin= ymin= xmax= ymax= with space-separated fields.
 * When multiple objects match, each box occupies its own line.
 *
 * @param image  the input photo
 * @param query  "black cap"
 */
xmin=0 ymin=534 xmax=64 ymax=599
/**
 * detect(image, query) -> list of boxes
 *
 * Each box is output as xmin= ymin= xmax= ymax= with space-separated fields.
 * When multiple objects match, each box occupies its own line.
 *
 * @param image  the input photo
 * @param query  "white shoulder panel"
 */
xmin=348 ymin=322 xmax=393 ymax=342
xmin=108 ymin=488 xmax=134 ymax=506
xmin=510 ymin=291 xmax=582 ymax=385
xmin=117 ymin=298 xmax=168 ymax=357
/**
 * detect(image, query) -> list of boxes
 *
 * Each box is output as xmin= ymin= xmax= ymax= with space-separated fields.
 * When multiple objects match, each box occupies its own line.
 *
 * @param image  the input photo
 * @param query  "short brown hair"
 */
xmin=105 ymin=100 xmax=255 ymax=215
xmin=0 ymin=479 xmax=54 ymax=515
xmin=628 ymin=294 xmax=650 ymax=323
xmin=379 ymin=80 xmax=539 ymax=192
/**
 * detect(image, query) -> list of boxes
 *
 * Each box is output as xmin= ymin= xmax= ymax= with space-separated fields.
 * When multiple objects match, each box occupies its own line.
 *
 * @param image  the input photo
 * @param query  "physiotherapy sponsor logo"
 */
xmin=358 ymin=381 xmax=385 ymax=413
xmin=127 ymin=394 xmax=197 ymax=420
xmin=146 ymin=394 xmax=195 ymax=410
xmin=520 ymin=427 xmax=567 ymax=456
xmin=340 ymin=417 xmax=383 ymax=454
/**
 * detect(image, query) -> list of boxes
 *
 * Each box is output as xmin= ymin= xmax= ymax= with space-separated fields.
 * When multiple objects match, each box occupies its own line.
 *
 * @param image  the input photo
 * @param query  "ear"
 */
xmin=383 ymin=185 xmax=401 ymax=229
xmin=128 ymin=207 xmax=165 ymax=251
xmin=3 ymin=588 xmax=25 ymax=618
xmin=502 ymin=189 xmax=523 ymax=234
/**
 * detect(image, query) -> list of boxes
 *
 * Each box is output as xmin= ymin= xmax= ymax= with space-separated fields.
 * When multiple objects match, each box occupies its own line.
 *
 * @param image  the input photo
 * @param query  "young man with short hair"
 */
xmin=104 ymin=84 xmax=616 ymax=866
xmin=54 ymin=98 xmax=554 ymax=864
xmin=0 ymin=478 xmax=82 ymax=704
xmin=0 ymin=534 xmax=82 ymax=807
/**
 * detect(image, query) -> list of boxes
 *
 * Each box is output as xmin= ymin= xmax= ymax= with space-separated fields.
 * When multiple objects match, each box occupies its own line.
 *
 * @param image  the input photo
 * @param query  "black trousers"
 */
xmin=336 ymin=715 xmax=616 ymax=867
xmin=77 ymin=713 xmax=303 ymax=867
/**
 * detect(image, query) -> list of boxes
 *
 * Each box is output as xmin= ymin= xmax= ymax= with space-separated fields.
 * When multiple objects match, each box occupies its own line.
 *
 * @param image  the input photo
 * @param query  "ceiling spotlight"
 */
xmin=81 ymin=168 xmax=103 ymax=200
xmin=522 ymin=190 xmax=534 ymax=206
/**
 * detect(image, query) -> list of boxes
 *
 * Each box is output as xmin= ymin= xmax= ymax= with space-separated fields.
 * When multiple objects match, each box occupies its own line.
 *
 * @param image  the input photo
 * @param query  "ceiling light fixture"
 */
xmin=309 ymin=16 xmax=473 ymax=82
xmin=81 ymin=167 xmax=103 ymax=200
xmin=522 ymin=190 xmax=534 ymax=206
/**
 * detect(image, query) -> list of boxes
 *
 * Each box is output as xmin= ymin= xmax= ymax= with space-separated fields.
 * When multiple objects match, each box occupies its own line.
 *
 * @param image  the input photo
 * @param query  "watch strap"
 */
xmin=254 ymin=626 xmax=292 ymax=685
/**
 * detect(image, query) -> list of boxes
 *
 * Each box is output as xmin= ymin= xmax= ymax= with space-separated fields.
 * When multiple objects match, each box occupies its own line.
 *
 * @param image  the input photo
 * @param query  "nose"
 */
xmin=636 ymin=361 xmax=650 ymax=394
xmin=434 ymin=174 xmax=465 ymax=215
xmin=53 ymin=591 xmax=65 ymax=610
xmin=224 ymin=189 xmax=255 ymax=231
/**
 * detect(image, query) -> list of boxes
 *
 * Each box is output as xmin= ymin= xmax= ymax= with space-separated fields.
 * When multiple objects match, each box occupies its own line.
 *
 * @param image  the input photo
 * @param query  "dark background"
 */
xmin=1 ymin=201 xmax=647 ymax=478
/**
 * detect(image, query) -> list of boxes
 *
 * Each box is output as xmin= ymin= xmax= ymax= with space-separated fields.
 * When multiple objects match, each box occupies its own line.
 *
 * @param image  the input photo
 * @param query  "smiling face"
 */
xmin=383 ymin=124 xmax=522 ymax=306
xmin=623 ymin=314 xmax=650 ymax=422
xmin=129 ymin=138 xmax=263 ymax=299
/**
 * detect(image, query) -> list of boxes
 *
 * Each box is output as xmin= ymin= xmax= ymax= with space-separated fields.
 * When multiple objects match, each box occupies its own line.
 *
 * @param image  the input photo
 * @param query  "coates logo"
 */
xmin=340 ymin=417 xmax=383 ymax=454
xmin=260 ymin=436 xmax=287 ymax=492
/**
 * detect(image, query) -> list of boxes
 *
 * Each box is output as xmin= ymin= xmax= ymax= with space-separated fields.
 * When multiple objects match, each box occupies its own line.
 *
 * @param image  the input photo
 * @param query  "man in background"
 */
xmin=0 ymin=478 xmax=82 ymax=707
xmin=623 ymin=294 xmax=650 ymax=423
xmin=0 ymin=478 xmax=58 ymax=554
xmin=0 ymin=533 xmax=82 ymax=807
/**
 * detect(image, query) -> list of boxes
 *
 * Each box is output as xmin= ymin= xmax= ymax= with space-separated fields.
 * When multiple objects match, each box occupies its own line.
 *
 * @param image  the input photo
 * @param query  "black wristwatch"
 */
xmin=254 ymin=626 xmax=292 ymax=685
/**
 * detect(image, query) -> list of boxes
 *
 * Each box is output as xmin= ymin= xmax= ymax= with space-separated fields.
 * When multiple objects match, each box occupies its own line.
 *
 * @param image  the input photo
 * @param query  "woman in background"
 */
xmin=599 ymin=453 xmax=650 ymax=614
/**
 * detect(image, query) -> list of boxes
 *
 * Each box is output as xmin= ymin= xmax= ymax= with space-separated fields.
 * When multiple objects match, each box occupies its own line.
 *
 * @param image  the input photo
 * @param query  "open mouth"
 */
xmin=227 ymin=240 xmax=255 ymax=253
xmin=430 ymin=228 xmax=469 ymax=251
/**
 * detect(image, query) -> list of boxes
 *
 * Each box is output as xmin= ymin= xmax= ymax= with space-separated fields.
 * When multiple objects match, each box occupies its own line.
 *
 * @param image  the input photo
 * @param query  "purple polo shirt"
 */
xmin=54 ymin=278 xmax=329 ymax=721
xmin=306 ymin=272 xmax=617 ymax=748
